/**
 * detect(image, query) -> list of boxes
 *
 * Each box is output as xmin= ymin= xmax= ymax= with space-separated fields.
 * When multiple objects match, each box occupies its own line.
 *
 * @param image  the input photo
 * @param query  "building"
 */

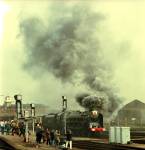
xmin=0 ymin=105 xmax=16 ymax=120
xmin=0 ymin=103 xmax=49 ymax=120
xmin=115 ymin=100 xmax=145 ymax=127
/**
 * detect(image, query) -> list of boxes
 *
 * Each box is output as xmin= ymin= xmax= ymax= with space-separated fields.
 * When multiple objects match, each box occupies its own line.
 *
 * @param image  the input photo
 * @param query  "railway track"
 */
xmin=73 ymin=140 xmax=145 ymax=150
xmin=131 ymin=131 xmax=145 ymax=138
xmin=70 ymin=130 xmax=145 ymax=149
xmin=92 ymin=130 xmax=145 ymax=138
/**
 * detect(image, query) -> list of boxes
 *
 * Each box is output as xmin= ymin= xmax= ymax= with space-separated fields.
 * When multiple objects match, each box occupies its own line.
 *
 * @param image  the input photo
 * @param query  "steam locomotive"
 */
xmin=42 ymin=109 xmax=104 ymax=137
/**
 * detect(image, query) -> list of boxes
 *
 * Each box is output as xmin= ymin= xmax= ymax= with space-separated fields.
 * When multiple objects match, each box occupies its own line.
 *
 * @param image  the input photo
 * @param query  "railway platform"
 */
xmin=0 ymin=134 xmax=56 ymax=150
xmin=0 ymin=134 xmax=82 ymax=150
xmin=1 ymin=134 xmax=145 ymax=150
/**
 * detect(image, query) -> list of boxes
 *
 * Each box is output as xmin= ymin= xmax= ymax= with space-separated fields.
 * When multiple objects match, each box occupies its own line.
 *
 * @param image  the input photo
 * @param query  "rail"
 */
xmin=73 ymin=140 xmax=145 ymax=150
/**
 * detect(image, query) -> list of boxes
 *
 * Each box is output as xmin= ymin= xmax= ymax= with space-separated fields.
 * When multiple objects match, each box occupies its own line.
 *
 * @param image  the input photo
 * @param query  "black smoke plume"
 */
xmin=76 ymin=93 xmax=104 ymax=111
xmin=20 ymin=3 xmax=122 ymax=112
xmin=76 ymin=93 xmax=90 ymax=107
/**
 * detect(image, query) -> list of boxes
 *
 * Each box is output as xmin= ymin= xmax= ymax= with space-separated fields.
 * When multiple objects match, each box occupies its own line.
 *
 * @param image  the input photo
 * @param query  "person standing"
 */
xmin=35 ymin=124 xmax=43 ymax=144
xmin=50 ymin=129 xmax=55 ymax=145
xmin=5 ymin=121 xmax=11 ymax=135
xmin=45 ymin=128 xmax=51 ymax=145
xmin=0 ymin=120 xmax=5 ymax=135
xmin=65 ymin=129 xmax=72 ymax=149
xmin=54 ymin=130 xmax=61 ymax=146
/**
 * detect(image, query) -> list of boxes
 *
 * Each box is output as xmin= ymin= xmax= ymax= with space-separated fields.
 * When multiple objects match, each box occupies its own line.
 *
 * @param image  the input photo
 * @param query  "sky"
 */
xmin=0 ymin=0 xmax=145 ymax=111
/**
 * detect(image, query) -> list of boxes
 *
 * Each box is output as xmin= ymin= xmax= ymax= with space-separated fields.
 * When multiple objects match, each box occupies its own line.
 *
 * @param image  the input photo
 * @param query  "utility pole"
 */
xmin=62 ymin=96 xmax=67 ymax=134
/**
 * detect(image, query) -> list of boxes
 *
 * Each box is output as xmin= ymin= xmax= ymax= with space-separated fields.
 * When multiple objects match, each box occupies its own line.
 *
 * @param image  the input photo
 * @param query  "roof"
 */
xmin=122 ymin=99 xmax=145 ymax=110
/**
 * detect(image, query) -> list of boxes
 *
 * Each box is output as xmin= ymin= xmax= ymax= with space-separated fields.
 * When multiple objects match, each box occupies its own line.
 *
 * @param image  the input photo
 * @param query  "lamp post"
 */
xmin=14 ymin=94 xmax=23 ymax=119
xmin=62 ymin=96 xmax=67 ymax=134
xmin=30 ymin=103 xmax=35 ymax=134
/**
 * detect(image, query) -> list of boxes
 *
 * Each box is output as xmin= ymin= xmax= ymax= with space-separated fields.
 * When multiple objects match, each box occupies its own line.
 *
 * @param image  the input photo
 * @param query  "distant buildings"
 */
xmin=0 ymin=105 xmax=15 ymax=120
xmin=0 ymin=103 xmax=49 ymax=120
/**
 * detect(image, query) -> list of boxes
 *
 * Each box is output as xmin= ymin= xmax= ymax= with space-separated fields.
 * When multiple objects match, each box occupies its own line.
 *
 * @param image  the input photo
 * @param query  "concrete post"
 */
xmin=64 ymin=111 xmax=66 ymax=134
xmin=25 ymin=120 xmax=29 ymax=142
xmin=32 ymin=118 xmax=35 ymax=134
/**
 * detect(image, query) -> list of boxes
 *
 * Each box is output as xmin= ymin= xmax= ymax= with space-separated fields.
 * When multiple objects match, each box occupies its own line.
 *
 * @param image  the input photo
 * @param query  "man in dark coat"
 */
xmin=65 ymin=130 xmax=72 ymax=149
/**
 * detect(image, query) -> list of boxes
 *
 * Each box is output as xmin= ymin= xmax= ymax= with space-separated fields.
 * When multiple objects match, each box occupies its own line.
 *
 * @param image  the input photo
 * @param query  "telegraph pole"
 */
xmin=62 ymin=96 xmax=67 ymax=134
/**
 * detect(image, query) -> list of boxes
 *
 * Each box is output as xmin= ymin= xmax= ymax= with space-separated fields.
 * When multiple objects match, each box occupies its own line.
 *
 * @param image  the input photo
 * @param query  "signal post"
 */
xmin=62 ymin=96 xmax=67 ymax=134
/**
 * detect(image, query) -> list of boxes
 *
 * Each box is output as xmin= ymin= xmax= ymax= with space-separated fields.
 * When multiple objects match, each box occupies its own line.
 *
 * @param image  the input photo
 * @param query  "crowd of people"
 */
xmin=0 ymin=120 xmax=73 ymax=149
xmin=0 ymin=120 xmax=27 ymax=140
xmin=0 ymin=120 xmax=11 ymax=135
xmin=35 ymin=123 xmax=72 ymax=149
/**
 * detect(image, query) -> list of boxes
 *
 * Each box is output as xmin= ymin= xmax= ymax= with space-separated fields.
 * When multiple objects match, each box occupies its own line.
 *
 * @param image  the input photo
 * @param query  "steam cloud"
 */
xmin=20 ymin=3 xmax=122 ymax=113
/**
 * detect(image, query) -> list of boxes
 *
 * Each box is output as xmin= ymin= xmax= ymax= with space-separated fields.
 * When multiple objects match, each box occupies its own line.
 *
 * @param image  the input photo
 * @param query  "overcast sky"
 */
xmin=0 ymin=0 xmax=145 ymax=110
